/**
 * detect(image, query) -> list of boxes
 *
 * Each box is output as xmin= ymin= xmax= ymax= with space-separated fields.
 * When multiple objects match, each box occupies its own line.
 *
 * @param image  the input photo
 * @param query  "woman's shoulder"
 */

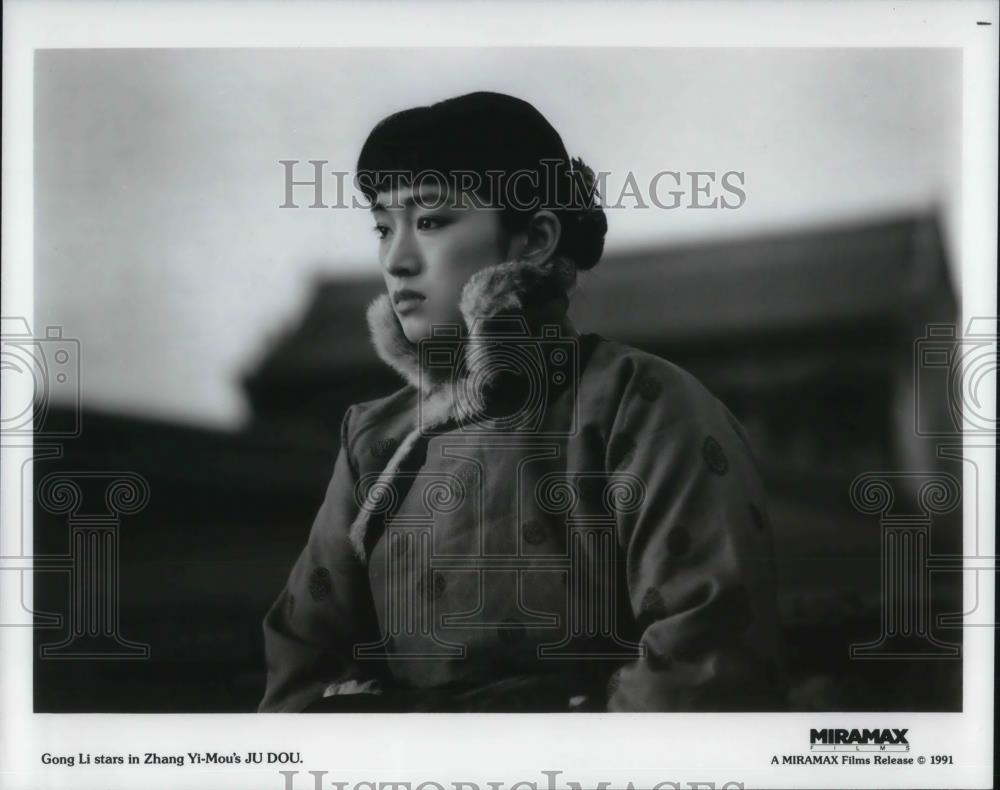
xmin=339 ymin=384 xmax=418 ymax=461
xmin=349 ymin=383 xmax=417 ymax=424
xmin=580 ymin=333 xmax=759 ymax=471
xmin=580 ymin=333 xmax=726 ymax=418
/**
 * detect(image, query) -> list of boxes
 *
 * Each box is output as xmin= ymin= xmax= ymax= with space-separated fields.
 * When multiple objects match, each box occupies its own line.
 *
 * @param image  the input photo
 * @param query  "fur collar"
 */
xmin=350 ymin=256 xmax=578 ymax=562
xmin=365 ymin=255 xmax=579 ymax=429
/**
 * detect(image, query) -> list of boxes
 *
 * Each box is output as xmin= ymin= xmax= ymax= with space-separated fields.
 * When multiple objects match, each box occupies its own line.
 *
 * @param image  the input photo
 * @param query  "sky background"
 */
xmin=34 ymin=48 xmax=961 ymax=427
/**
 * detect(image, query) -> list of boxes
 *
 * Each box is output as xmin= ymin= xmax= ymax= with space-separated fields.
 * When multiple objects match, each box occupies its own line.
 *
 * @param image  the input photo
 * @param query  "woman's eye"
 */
xmin=416 ymin=216 xmax=449 ymax=231
xmin=372 ymin=224 xmax=390 ymax=240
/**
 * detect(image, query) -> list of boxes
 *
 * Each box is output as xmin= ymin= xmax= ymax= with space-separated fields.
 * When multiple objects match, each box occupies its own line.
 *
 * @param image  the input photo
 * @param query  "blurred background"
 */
xmin=27 ymin=47 xmax=964 ymax=711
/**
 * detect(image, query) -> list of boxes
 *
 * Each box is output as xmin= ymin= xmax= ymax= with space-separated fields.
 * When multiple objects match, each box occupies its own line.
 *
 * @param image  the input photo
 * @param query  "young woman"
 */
xmin=259 ymin=92 xmax=786 ymax=713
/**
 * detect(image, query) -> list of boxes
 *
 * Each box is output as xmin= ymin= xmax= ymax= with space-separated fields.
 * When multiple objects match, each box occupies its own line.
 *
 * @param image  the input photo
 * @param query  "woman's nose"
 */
xmin=383 ymin=227 xmax=422 ymax=277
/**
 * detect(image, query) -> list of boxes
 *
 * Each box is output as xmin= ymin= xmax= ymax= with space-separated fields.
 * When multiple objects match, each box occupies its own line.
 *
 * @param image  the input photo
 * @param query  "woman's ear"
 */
xmin=513 ymin=210 xmax=562 ymax=265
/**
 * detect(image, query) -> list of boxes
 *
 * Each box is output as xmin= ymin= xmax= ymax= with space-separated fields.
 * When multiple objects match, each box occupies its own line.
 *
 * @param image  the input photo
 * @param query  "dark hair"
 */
xmin=356 ymin=91 xmax=608 ymax=271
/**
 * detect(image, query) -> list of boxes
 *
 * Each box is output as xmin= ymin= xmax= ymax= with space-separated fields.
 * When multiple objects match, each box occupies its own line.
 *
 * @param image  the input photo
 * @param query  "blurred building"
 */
xmin=34 ymin=212 xmax=962 ymax=712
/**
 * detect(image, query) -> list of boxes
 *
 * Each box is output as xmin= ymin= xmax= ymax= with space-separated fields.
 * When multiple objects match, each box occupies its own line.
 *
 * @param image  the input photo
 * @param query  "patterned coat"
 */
xmin=259 ymin=256 xmax=786 ymax=712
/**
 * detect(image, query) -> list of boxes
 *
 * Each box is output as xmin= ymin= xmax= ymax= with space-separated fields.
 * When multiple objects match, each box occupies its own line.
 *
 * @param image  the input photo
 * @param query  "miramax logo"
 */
xmin=810 ymin=728 xmax=910 ymax=752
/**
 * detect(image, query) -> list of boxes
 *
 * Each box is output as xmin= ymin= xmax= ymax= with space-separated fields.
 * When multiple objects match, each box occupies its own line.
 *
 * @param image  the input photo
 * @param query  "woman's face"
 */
xmin=372 ymin=183 xmax=513 ymax=343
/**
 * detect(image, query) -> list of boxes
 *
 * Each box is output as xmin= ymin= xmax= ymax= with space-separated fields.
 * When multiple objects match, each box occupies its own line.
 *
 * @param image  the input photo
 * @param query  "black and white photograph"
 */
xmin=1 ymin=2 xmax=996 ymax=789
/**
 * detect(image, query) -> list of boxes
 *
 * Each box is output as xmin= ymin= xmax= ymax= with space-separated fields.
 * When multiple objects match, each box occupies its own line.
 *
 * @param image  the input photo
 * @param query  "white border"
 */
xmin=2 ymin=2 xmax=996 ymax=789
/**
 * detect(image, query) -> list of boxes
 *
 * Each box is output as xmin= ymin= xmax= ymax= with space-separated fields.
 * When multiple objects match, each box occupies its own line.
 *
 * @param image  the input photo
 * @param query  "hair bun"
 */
xmin=564 ymin=156 xmax=607 ymax=271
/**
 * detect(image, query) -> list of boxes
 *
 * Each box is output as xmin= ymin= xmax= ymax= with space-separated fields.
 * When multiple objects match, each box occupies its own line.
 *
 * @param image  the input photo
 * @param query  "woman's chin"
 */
xmin=399 ymin=311 xmax=466 ymax=344
xmin=399 ymin=314 xmax=430 ymax=344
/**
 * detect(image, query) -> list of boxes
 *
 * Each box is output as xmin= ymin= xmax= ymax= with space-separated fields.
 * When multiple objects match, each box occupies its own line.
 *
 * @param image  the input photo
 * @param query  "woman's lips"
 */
xmin=393 ymin=289 xmax=426 ymax=314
